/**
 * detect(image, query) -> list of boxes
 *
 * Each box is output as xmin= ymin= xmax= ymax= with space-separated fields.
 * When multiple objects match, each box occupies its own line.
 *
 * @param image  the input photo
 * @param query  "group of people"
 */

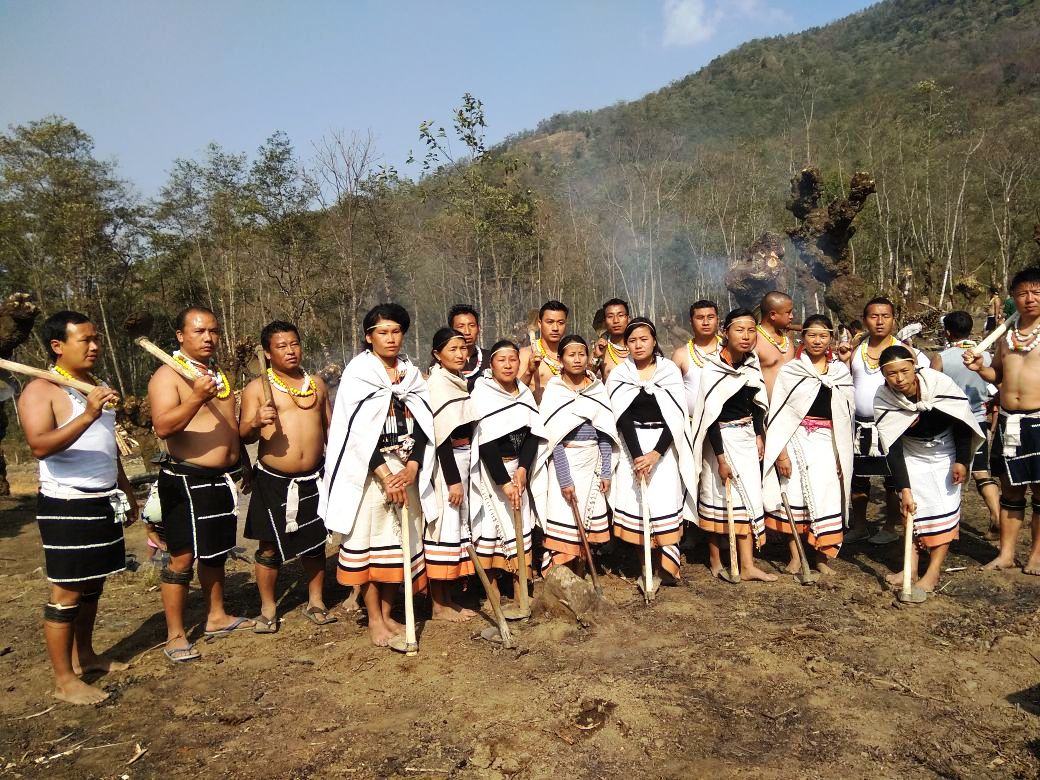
xmin=18 ymin=267 xmax=1040 ymax=705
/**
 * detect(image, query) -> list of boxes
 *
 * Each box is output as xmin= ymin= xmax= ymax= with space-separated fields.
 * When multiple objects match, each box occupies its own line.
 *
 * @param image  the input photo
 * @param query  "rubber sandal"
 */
xmin=301 ymin=605 xmax=338 ymax=626
xmin=254 ymin=614 xmax=279 ymax=634
xmin=163 ymin=643 xmax=200 ymax=663
xmin=204 ymin=615 xmax=255 ymax=637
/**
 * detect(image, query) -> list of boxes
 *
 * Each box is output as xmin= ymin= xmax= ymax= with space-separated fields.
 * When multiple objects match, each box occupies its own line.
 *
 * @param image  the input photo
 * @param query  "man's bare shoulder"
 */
xmin=147 ymin=363 xmax=182 ymax=388
xmin=19 ymin=377 xmax=62 ymax=406
xmin=313 ymin=375 xmax=329 ymax=394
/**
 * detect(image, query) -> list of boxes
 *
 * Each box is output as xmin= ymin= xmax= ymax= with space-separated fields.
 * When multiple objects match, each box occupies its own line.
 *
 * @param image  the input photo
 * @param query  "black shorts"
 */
xmin=971 ymin=420 xmax=991 ymax=473
xmin=991 ymin=413 xmax=1040 ymax=486
xmin=244 ymin=463 xmax=327 ymax=561
xmin=158 ymin=461 xmax=240 ymax=560
xmin=37 ymin=492 xmax=126 ymax=583
xmin=985 ymin=315 xmax=997 ymax=332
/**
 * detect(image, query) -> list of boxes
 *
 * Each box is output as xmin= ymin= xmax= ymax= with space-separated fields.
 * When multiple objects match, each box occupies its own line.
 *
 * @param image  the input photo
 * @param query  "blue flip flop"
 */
xmin=203 ymin=616 xmax=255 ymax=638
xmin=163 ymin=642 xmax=200 ymax=662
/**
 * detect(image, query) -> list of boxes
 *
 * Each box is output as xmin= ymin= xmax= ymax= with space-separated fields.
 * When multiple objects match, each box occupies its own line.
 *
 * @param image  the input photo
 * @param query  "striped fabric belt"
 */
xmin=719 ymin=417 xmax=753 ymax=429
xmin=800 ymin=417 xmax=833 ymax=434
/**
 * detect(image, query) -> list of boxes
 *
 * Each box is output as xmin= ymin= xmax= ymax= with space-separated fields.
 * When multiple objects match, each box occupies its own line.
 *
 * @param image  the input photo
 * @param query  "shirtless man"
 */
xmin=838 ymin=297 xmax=929 ymax=545
xmin=519 ymin=300 xmax=568 ymax=404
xmin=149 ymin=306 xmax=253 ymax=662
xmin=671 ymin=300 xmax=721 ymax=416
xmin=591 ymin=298 xmax=631 ymax=382
xmin=755 ymin=291 xmax=795 ymax=397
xmin=965 ymin=267 xmax=1040 ymax=574
xmin=18 ymin=311 xmax=138 ymax=704
xmin=240 ymin=321 xmax=334 ymax=632
xmin=985 ymin=286 xmax=1004 ymax=333
xmin=448 ymin=304 xmax=490 ymax=390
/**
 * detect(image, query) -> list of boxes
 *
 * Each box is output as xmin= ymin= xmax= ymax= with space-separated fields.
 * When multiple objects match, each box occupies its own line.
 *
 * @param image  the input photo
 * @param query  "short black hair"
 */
xmin=863 ymin=297 xmax=895 ymax=318
xmin=539 ymin=300 xmax=569 ymax=319
xmin=879 ymin=344 xmax=915 ymax=367
xmin=1010 ymin=267 xmax=1040 ymax=293
xmin=847 ymin=319 xmax=863 ymax=333
xmin=723 ymin=308 xmax=757 ymax=329
xmin=689 ymin=300 xmax=718 ymax=318
xmin=363 ymin=303 xmax=410 ymax=335
xmin=489 ymin=339 xmax=520 ymax=355
xmin=175 ymin=305 xmax=218 ymax=332
xmin=42 ymin=311 xmax=91 ymax=360
xmin=802 ymin=314 xmax=833 ymax=332
xmin=448 ymin=304 xmax=479 ymax=327
xmin=260 ymin=320 xmax=300 ymax=351
xmin=623 ymin=317 xmax=663 ymax=356
xmin=602 ymin=298 xmax=629 ymax=315
xmin=558 ymin=334 xmax=589 ymax=354
xmin=990 ymin=286 xmax=999 ymax=295
xmin=942 ymin=311 xmax=973 ymax=339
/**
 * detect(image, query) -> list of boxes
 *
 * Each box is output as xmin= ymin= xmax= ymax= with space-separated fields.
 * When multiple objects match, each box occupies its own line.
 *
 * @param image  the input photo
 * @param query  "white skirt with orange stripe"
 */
xmin=472 ymin=458 xmax=534 ymax=575
xmin=541 ymin=440 xmax=610 ymax=571
xmin=904 ymin=432 xmax=961 ymax=550
xmin=764 ymin=423 xmax=844 ymax=558
xmin=424 ymin=446 xmax=474 ymax=581
xmin=611 ymin=423 xmax=684 ymax=578
xmin=335 ymin=452 xmax=427 ymax=593
xmin=696 ymin=421 xmax=765 ymax=546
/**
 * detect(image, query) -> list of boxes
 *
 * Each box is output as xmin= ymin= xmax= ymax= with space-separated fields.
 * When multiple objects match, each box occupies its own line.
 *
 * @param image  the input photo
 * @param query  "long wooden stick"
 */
xmin=132 ymin=337 xmax=196 ymax=381
xmin=399 ymin=502 xmax=418 ymax=656
xmin=254 ymin=346 xmax=274 ymax=406
xmin=568 ymin=496 xmax=601 ymax=595
xmin=512 ymin=504 xmax=530 ymax=616
xmin=725 ymin=478 xmax=740 ymax=582
xmin=0 ymin=357 xmax=99 ymax=395
xmin=640 ymin=475 xmax=654 ymax=602
xmin=973 ymin=311 xmax=1019 ymax=354
xmin=466 ymin=542 xmax=513 ymax=648
xmin=901 ymin=510 xmax=915 ymax=601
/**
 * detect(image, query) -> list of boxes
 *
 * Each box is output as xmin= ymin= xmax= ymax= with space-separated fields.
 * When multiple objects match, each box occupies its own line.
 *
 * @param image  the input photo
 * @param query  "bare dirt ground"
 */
xmin=1 ymin=458 xmax=1038 ymax=779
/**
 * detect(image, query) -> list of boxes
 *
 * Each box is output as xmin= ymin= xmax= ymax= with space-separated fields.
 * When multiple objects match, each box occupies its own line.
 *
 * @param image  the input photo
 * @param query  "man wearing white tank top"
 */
xmin=671 ymin=300 xmax=722 ymax=416
xmin=17 ymin=311 xmax=139 ymax=705
xmin=838 ymin=297 xmax=929 ymax=544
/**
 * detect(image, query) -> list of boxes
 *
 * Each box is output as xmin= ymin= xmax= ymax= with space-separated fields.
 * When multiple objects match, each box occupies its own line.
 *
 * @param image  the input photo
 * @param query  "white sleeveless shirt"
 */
xmin=39 ymin=388 xmax=118 ymax=492
xmin=681 ymin=341 xmax=716 ymax=415
xmin=850 ymin=341 xmax=928 ymax=419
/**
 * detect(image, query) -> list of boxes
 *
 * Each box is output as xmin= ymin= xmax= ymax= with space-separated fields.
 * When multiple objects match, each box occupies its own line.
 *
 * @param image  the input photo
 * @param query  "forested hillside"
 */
xmin=1 ymin=0 xmax=1039 ymax=401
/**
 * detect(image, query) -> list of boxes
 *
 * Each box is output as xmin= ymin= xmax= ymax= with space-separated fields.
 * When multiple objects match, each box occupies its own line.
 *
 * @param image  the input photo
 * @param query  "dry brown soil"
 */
xmin=1 ymin=458 xmax=1038 ymax=779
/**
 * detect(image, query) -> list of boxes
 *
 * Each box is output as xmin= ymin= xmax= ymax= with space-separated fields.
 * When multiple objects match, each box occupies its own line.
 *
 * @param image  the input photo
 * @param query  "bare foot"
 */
xmin=815 ymin=561 xmax=836 ymax=576
xmin=885 ymin=570 xmax=910 ymax=587
xmin=783 ymin=559 xmax=801 ymax=575
xmin=384 ymin=617 xmax=405 ymax=634
xmin=917 ymin=575 xmax=940 ymax=592
xmin=341 ymin=591 xmax=361 ymax=613
xmin=709 ymin=563 xmax=723 ymax=579
xmin=73 ymin=654 xmax=128 ymax=675
xmin=368 ymin=623 xmax=396 ymax=647
xmin=983 ymin=555 xmax=1018 ymax=571
xmin=431 ymin=605 xmax=476 ymax=623
xmin=1023 ymin=556 xmax=1040 ymax=576
xmin=741 ymin=566 xmax=778 ymax=583
xmin=53 ymin=677 xmax=109 ymax=705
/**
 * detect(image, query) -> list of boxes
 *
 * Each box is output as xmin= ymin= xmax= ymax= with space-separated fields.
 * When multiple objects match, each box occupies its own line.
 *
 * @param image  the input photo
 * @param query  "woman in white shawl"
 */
xmin=532 ymin=335 xmax=619 ymax=573
xmin=470 ymin=340 xmax=545 ymax=614
xmin=762 ymin=315 xmax=854 ymax=575
xmin=424 ymin=327 xmax=478 ymax=622
xmin=607 ymin=317 xmax=697 ymax=583
xmin=875 ymin=345 xmax=984 ymax=592
xmin=320 ymin=304 xmax=436 ymax=649
xmin=691 ymin=308 xmax=775 ymax=582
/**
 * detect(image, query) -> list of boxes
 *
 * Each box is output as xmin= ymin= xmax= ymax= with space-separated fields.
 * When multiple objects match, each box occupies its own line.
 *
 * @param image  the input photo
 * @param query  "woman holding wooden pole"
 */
xmin=469 ymin=340 xmax=544 ymax=620
xmin=691 ymin=309 xmax=775 ymax=582
xmin=606 ymin=318 xmax=697 ymax=586
xmin=532 ymin=335 xmax=619 ymax=574
xmin=319 ymin=304 xmax=435 ymax=651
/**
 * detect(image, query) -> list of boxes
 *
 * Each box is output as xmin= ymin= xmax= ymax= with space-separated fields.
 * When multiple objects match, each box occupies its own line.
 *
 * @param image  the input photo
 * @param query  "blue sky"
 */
xmin=0 ymin=0 xmax=876 ymax=196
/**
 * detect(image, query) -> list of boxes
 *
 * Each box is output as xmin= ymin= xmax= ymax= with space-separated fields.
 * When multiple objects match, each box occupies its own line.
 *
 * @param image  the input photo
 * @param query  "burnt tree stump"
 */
xmin=786 ymin=168 xmax=876 ymax=324
xmin=724 ymin=231 xmax=787 ymax=311
xmin=0 ymin=293 xmax=41 ymax=495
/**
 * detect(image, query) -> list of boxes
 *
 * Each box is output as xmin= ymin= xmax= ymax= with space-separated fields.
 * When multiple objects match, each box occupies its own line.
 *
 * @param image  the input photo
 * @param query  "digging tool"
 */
xmin=780 ymin=491 xmax=820 ymax=586
xmin=466 ymin=542 xmax=514 ymax=648
xmin=0 ymin=356 xmax=106 ymax=397
xmin=388 ymin=501 xmax=419 ymax=655
xmin=719 ymin=478 xmax=741 ymax=585
xmin=896 ymin=510 xmax=927 ymax=604
xmin=971 ymin=312 xmax=1019 ymax=356
xmin=568 ymin=495 xmax=603 ymax=596
xmin=124 ymin=313 xmax=196 ymax=382
xmin=501 ymin=504 xmax=532 ymax=621
xmin=254 ymin=345 xmax=275 ymax=406
xmin=636 ymin=476 xmax=659 ymax=602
